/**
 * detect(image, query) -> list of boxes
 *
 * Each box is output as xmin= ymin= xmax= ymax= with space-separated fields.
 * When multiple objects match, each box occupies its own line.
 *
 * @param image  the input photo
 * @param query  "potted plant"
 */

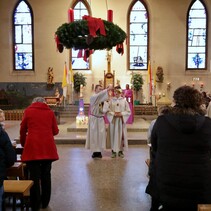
xmin=73 ymin=72 xmax=87 ymax=93
xmin=131 ymin=73 xmax=144 ymax=105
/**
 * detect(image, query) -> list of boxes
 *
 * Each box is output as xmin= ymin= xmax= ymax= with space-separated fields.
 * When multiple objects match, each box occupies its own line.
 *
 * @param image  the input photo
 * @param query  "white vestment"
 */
xmin=103 ymin=97 xmax=131 ymax=152
xmin=207 ymin=101 xmax=211 ymax=118
xmin=85 ymin=89 xmax=108 ymax=152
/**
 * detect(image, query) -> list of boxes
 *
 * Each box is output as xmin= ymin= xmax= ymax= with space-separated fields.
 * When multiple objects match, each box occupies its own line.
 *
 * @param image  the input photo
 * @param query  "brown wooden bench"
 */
xmin=6 ymin=162 xmax=25 ymax=180
xmin=4 ymin=180 xmax=34 ymax=210
xmin=4 ymin=110 xmax=24 ymax=120
xmin=145 ymin=159 xmax=150 ymax=167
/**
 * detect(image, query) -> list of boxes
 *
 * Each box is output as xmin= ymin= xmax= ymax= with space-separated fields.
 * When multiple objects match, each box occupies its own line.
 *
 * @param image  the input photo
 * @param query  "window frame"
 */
xmin=70 ymin=0 xmax=92 ymax=70
xmin=127 ymin=0 xmax=150 ymax=71
xmin=12 ymin=0 xmax=34 ymax=71
xmin=186 ymin=0 xmax=208 ymax=70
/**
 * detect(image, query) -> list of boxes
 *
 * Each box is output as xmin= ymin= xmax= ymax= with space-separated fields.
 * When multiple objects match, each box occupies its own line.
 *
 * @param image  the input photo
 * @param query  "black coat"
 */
xmin=151 ymin=113 xmax=211 ymax=211
xmin=0 ymin=125 xmax=16 ymax=187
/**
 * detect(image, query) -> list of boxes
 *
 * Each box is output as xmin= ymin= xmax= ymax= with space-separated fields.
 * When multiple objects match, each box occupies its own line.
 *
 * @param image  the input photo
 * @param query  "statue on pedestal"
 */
xmin=156 ymin=66 xmax=164 ymax=83
xmin=79 ymin=84 xmax=83 ymax=98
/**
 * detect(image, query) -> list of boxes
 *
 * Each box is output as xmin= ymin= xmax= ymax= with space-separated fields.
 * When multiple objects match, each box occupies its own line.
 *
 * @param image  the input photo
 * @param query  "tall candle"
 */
xmin=68 ymin=8 xmax=74 ymax=23
xmin=107 ymin=10 xmax=113 ymax=22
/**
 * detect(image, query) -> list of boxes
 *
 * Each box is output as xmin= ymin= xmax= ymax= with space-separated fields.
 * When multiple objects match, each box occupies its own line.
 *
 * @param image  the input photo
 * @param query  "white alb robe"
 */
xmin=207 ymin=101 xmax=211 ymax=118
xmin=103 ymin=97 xmax=131 ymax=152
xmin=85 ymin=89 xmax=109 ymax=152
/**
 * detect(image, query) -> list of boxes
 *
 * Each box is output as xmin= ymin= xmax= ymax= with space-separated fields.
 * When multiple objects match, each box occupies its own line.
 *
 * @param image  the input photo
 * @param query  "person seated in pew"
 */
xmin=147 ymin=105 xmax=171 ymax=144
xmin=149 ymin=86 xmax=211 ymax=211
xmin=0 ymin=109 xmax=16 ymax=209
xmin=145 ymin=105 xmax=171 ymax=211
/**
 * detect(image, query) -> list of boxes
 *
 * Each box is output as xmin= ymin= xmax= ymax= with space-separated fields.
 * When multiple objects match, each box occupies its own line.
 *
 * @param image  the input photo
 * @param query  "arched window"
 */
xmin=13 ymin=0 xmax=34 ymax=70
xmin=128 ymin=0 xmax=149 ymax=70
xmin=186 ymin=0 xmax=208 ymax=70
xmin=71 ymin=0 xmax=91 ymax=70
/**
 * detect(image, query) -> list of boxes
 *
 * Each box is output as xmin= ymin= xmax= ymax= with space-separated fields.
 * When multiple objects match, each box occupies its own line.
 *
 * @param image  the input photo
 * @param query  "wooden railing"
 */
xmin=2 ymin=104 xmax=157 ymax=121
xmin=4 ymin=110 xmax=24 ymax=121
xmin=134 ymin=105 xmax=157 ymax=115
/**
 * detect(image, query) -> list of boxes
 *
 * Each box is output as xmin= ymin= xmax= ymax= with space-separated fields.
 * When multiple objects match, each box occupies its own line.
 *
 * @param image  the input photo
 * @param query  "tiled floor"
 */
xmin=49 ymin=145 xmax=151 ymax=211
xmin=4 ymin=116 xmax=153 ymax=211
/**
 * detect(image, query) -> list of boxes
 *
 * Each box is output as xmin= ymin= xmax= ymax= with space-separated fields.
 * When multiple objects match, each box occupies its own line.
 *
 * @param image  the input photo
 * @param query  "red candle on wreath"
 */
xmin=68 ymin=8 xmax=74 ymax=23
xmin=107 ymin=10 xmax=113 ymax=22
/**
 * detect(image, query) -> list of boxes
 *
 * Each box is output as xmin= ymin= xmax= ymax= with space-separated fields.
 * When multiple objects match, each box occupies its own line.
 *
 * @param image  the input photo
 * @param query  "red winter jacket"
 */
xmin=20 ymin=102 xmax=59 ymax=162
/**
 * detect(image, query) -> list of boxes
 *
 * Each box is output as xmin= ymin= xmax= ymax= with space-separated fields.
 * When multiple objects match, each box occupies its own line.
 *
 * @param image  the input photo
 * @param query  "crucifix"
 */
xmin=104 ymin=50 xmax=115 ymax=88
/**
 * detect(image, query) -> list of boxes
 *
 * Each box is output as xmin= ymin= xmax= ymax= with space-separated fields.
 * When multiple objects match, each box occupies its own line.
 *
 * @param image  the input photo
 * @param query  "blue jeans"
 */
xmin=0 ymin=185 xmax=3 ymax=211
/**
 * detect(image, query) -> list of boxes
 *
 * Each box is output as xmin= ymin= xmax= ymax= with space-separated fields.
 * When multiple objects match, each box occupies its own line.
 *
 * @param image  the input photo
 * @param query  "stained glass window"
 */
xmin=129 ymin=1 xmax=149 ymax=70
xmin=13 ymin=0 xmax=34 ymax=70
xmin=72 ymin=1 xmax=90 ymax=70
xmin=186 ymin=0 xmax=207 ymax=69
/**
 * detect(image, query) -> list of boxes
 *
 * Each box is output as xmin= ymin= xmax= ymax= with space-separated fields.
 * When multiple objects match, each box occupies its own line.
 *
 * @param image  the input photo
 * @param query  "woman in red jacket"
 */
xmin=20 ymin=97 xmax=59 ymax=211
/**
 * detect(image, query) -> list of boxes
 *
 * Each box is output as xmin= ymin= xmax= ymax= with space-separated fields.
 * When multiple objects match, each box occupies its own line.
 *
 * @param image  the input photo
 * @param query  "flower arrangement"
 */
xmin=55 ymin=19 xmax=127 ymax=52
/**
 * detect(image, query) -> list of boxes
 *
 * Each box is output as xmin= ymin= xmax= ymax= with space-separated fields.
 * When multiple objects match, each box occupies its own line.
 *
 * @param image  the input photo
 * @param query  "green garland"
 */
xmin=55 ymin=20 xmax=127 ymax=50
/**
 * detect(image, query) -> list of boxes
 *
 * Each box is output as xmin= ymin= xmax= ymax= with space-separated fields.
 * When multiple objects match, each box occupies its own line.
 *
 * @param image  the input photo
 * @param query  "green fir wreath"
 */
xmin=55 ymin=20 xmax=127 ymax=51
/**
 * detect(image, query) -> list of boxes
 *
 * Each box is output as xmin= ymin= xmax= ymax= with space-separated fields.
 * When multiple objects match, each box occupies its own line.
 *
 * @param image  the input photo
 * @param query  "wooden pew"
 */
xmin=3 ymin=180 xmax=34 ymax=211
xmin=145 ymin=159 xmax=150 ymax=167
xmin=14 ymin=144 xmax=24 ymax=155
xmin=6 ymin=162 xmax=25 ymax=180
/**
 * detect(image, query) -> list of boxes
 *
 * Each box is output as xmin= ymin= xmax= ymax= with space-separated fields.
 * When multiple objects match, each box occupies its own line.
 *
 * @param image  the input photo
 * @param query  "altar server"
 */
xmin=104 ymin=86 xmax=131 ymax=158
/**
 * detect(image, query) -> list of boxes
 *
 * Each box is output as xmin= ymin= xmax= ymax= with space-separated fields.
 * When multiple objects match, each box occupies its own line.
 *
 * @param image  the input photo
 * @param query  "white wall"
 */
xmin=0 ymin=0 xmax=211 ymax=103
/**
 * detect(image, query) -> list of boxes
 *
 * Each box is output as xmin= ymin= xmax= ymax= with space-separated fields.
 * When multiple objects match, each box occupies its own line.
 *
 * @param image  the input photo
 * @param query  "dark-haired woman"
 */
xmin=151 ymin=86 xmax=211 ymax=211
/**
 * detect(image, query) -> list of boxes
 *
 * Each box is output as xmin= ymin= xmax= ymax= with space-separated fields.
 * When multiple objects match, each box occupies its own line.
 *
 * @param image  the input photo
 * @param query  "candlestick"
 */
xmin=159 ymin=93 xmax=161 ymax=99
xmin=68 ymin=8 xmax=74 ymax=23
xmin=80 ymin=84 xmax=83 ymax=98
xmin=167 ymin=82 xmax=171 ymax=90
xmin=107 ymin=10 xmax=113 ymax=22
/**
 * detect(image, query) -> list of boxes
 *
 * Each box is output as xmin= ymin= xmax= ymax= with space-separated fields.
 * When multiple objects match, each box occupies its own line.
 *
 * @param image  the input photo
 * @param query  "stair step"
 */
xmin=55 ymin=104 xmax=157 ymax=117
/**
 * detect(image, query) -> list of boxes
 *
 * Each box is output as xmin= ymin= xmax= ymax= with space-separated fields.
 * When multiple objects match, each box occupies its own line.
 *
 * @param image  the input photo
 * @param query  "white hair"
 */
xmin=0 ymin=109 xmax=5 ymax=123
xmin=32 ymin=97 xmax=46 ymax=104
